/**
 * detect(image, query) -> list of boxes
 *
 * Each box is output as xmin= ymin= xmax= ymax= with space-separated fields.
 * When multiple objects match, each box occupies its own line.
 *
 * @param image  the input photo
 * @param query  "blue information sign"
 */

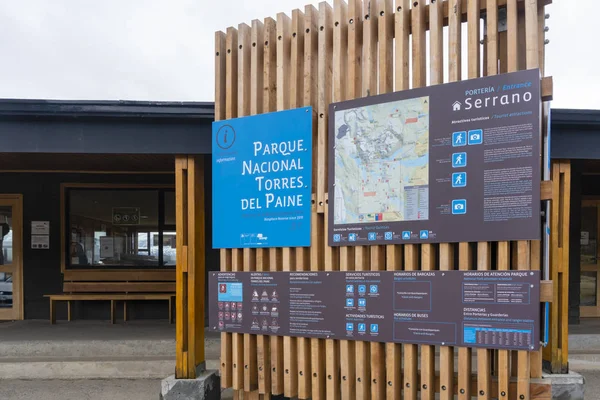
xmin=212 ymin=107 xmax=313 ymax=249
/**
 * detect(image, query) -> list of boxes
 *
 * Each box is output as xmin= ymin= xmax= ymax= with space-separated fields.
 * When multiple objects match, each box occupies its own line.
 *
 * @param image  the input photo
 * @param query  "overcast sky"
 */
xmin=0 ymin=0 xmax=594 ymax=110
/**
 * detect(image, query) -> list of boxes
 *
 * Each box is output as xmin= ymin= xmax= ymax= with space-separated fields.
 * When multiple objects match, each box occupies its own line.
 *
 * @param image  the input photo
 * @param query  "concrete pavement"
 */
xmin=0 ymin=380 xmax=236 ymax=400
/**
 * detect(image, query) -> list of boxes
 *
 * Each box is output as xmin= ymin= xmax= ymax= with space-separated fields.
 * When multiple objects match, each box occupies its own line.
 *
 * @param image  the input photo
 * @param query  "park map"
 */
xmin=333 ymin=96 xmax=430 ymax=225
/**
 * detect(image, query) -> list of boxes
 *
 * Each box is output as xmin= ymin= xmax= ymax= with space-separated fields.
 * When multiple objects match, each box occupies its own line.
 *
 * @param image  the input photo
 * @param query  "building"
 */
xmin=0 ymin=99 xmax=216 ymax=322
xmin=551 ymin=108 xmax=600 ymax=325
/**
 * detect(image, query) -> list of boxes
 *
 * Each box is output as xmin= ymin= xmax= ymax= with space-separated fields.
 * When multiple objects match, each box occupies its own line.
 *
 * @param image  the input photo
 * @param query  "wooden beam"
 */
xmin=541 ymin=76 xmax=553 ymax=101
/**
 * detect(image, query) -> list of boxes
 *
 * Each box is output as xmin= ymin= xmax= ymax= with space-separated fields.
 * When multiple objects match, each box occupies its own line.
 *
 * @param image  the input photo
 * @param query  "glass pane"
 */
xmin=69 ymin=190 xmax=160 ymax=268
xmin=0 ymin=206 xmax=13 ymax=266
xmin=162 ymin=231 xmax=177 ymax=266
xmin=581 ymin=206 xmax=598 ymax=265
xmin=0 ymin=272 xmax=13 ymax=308
xmin=164 ymin=191 xmax=175 ymax=226
xmin=581 ymin=271 xmax=598 ymax=307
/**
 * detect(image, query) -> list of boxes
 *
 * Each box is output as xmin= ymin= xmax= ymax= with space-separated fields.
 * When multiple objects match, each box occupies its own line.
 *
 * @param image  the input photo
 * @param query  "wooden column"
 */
xmin=544 ymin=160 xmax=571 ymax=374
xmin=175 ymin=155 xmax=206 ymax=379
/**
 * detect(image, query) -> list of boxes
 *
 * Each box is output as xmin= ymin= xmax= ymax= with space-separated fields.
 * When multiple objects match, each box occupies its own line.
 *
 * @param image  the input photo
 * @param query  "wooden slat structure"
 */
xmin=202 ymin=0 xmax=563 ymax=396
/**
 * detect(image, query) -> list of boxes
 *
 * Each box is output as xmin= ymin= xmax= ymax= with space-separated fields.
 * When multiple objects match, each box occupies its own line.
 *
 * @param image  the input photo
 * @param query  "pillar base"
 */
xmin=543 ymin=371 xmax=585 ymax=400
xmin=160 ymin=369 xmax=220 ymax=400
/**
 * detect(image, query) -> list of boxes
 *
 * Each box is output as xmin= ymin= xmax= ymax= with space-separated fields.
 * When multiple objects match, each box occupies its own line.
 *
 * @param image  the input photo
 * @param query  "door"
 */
xmin=0 ymin=195 xmax=23 ymax=320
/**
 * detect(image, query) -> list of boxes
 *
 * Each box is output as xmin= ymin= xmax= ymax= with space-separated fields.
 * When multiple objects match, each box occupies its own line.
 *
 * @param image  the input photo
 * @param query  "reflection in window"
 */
xmin=0 ymin=272 xmax=12 ymax=308
xmin=581 ymin=206 xmax=598 ymax=265
xmin=67 ymin=189 xmax=175 ymax=269
xmin=581 ymin=272 xmax=598 ymax=307
xmin=0 ymin=206 xmax=12 ymax=265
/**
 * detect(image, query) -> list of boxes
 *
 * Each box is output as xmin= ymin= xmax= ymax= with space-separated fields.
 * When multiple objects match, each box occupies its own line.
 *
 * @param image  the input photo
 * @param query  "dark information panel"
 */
xmin=328 ymin=69 xmax=541 ymax=246
xmin=209 ymin=270 xmax=541 ymax=351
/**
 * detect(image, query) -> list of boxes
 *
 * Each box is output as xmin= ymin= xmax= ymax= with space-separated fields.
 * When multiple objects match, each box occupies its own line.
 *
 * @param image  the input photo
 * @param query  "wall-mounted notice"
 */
xmin=112 ymin=207 xmax=140 ymax=226
xmin=31 ymin=221 xmax=50 ymax=235
xmin=209 ymin=270 xmax=541 ymax=351
xmin=31 ymin=221 xmax=50 ymax=249
xmin=328 ymin=69 xmax=542 ymax=246
xmin=212 ymin=107 xmax=313 ymax=249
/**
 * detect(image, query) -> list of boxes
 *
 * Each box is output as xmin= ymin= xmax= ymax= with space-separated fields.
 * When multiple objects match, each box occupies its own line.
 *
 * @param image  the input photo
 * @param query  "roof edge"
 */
xmin=0 ymin=98 xmax=215 ymax=119
xmin=551 ymin=108 xmax=600 ymax=126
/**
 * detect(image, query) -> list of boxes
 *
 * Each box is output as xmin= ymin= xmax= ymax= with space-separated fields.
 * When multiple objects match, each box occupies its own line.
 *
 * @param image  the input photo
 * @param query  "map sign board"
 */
xmin=209 ymin=270 xmax=541 ymax=351
xmin=328 ymin=69 xmax=541 ymax=246
xmin=212 ymin=107 xmax=313 ymax=249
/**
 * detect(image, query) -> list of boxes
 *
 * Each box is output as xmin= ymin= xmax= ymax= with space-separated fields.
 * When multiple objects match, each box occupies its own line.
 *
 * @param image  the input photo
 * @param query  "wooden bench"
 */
xmin=45 ymin=293 xmax=175 ymax=324
xmin=46 ymin=271 xmax=176 ymax=324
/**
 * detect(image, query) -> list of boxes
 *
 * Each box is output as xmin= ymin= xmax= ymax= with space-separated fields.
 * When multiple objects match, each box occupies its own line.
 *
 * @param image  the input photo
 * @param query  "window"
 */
xmin=66 ymin=188 xmax=175 ymax=269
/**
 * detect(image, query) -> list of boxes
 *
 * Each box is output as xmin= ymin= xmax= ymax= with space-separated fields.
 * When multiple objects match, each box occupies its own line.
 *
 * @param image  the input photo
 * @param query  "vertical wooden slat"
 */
xmin=290 ymin=9 xmax=311 ymax=398
xmin=439 ymin=244 xmax=454 ymax=400
xmin=405 ymin=3 xmax=427 ymax=399
xmin=276 ymin=12 xmax=299 ymax=399
xmin=420 ymin=244 xmax=435 ymax=400
xmin=464 ymin=2 xmax=480 ymax=396
xmin=341 ymin=2 xmax=361 ymax=398
xmin=269 ymin=247 xmax=284 ymax=395
xmin=507 ymin=0 xmax=518 ymax=73
xmin=487 ymin=0 xmax=498 ymax=76
xmin=304 ymin=5 xmax=322 ymax=400
xmin=369 ymin=2 xmax=391 ymax=399
xmin=429 ymin=0 xmax=443 ymax=86
xmin=517 ymin=241 xmax=531 ymax=399
xmin=317 ymin=5 xmax=334 ymax=398
xmin=251 ymin=20 xmax=271 ymax=398
xmin=232 ymin=249 xmax=244 ymax=392
xmin=328 ymin=3 xmax=348 ymax=400
xmin=497 ymin=241 xmax=511 ymax=399
xmin=385 ymin=245 xmax=402 ymax=400
xmin=430 ymin=1 xmax=452 ymax=398
xmin=385 ymin=1 xmax=402 ymax=398
xmin=448 ymin=0 xmax=462 ymax=82
xmin=262 ymin=16 xmax=284 ymax=397
xmin=228 ymin=23 xmax=242 ymax=396
xmin=525 ymin=0 xmax=539 ymax=69
xmin=362 ymin=0 xmax=377 ymax=97
xmin=237 ymin=21 xmax=259 ymax=394
xmin=403 ymin=244 xmax=419 ymax=400
xmin=468 ymin=0 xmax=480 ymax=79
xmin=317 ymin=2 xmax=333 ymax=215
xmin=484 ymin=5 xmax=499 ymax=393
xmin=477 ymin=243 xmax=492 ymax=400
xmin=354 ymin=246 xmax=370 ymax=400
xmin=220 ymin=27 xmax=239 ymax=390
xmin=370 ymin=246 xmax=386 ymax=400
xmin=457 ymin=243 xmax=472 ymax=400
xmin=304 ymin=6 xmax=326 ymax=399
xmin=394 ymin=0 xmax=409 ymax=91
xmin=411 ymin=0 xmax=426 ymax=88
xmin=353 ymin=2 xmax=377 ymax=399
xmin=378 ymin=0 xmax=393 ymax=94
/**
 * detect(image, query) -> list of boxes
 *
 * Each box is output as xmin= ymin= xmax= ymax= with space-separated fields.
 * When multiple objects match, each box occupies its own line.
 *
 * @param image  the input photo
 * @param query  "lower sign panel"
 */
xmin=209 ymin=270 xmax=540 ymax=351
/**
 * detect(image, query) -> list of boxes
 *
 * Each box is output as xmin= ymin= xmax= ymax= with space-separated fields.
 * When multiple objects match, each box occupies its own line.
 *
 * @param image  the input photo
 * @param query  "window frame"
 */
xmin=60 ymin=183 xmax=175 ymax=273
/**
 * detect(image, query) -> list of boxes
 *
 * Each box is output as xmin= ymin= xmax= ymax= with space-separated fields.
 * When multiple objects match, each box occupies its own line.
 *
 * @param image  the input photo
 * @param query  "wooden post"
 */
xmin=175 ymin=155 xmax=206 ymax=379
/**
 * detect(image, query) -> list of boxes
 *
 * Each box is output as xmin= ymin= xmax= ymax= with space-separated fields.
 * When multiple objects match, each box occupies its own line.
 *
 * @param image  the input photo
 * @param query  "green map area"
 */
xmin=333 ymin=96 xmax=430 ymax=225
